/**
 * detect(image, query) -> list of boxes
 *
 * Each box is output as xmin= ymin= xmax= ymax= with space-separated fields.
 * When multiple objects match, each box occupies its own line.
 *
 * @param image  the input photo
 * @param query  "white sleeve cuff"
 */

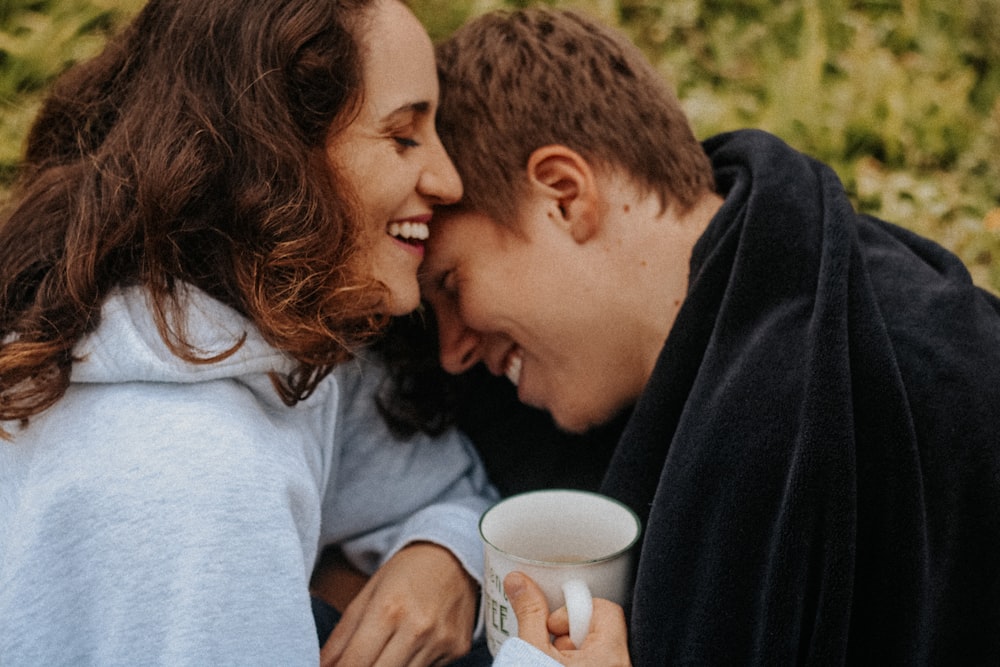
xmin=492 ymin=637 xmax=565 ymax=667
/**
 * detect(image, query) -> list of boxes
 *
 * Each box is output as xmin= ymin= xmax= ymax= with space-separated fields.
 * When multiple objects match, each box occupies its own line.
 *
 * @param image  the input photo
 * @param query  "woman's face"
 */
xmin=327 ymin=0 xmax=462 ymax=316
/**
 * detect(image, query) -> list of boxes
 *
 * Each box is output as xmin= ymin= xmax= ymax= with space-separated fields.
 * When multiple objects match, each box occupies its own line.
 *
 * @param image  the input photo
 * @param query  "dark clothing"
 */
xmin=312 ymin=595 xmax=340 ymax=647
xmin=601 ymin=130 xmax=1000 ymax=665
xmin=456 ymin=366 xmax=626 ymax=496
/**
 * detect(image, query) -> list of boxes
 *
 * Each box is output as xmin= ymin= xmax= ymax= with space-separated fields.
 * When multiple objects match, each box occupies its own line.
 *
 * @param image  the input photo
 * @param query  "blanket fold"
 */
xmin=602 ymin=129 xmax=1000 ymax=665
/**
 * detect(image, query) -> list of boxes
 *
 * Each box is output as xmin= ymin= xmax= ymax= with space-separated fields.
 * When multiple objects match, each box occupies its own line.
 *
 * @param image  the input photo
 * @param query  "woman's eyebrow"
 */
xmin=381 ymin=100 xmax=431 ymax=122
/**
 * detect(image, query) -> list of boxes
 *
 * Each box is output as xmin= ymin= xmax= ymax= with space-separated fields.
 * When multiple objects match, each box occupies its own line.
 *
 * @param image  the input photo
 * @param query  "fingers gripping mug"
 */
xmin=478 ymin=489 xmax=642 ymax=655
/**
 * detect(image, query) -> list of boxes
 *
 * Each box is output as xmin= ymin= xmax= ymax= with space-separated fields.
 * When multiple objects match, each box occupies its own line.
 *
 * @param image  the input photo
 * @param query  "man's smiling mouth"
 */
xmin=504 ymin=347 xmax=523 ymax=386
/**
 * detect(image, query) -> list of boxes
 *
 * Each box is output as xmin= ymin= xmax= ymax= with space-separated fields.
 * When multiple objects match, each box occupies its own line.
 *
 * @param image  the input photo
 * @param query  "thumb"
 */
xmin=504 ymin=572 xmax=552 ymax=648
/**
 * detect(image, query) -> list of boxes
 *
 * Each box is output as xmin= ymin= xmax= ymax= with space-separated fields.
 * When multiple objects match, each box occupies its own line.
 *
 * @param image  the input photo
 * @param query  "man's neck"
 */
xmin=599 ymin=177 xmax=723 ymax=382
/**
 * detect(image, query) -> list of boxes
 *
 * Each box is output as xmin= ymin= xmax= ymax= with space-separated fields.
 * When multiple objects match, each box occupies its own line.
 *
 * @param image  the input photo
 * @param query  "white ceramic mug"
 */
xmin=479 ymin=489 xmax=641 ymax=655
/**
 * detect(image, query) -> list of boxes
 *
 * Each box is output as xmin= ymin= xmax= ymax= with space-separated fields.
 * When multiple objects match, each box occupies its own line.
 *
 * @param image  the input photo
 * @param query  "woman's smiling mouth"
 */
xmin=387 ymin=220 xmax=429 ymax=245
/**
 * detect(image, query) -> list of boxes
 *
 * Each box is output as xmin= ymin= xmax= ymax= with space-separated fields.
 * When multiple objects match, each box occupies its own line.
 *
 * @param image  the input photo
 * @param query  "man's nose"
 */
xmin=437 ymin=313 xmax=482 ymax=375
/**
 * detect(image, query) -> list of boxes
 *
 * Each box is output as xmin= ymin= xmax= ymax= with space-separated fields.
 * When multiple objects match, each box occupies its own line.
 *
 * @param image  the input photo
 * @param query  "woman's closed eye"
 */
xmin=394 ymin=136 xmax=420 ymax=151
xmin=382 ymin=102 xmax=431 ymax=153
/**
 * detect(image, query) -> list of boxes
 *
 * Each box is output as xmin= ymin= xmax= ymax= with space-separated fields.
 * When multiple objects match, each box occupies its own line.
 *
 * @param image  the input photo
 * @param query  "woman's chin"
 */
xmin=381 ymin=289 xmax=421 ymax=317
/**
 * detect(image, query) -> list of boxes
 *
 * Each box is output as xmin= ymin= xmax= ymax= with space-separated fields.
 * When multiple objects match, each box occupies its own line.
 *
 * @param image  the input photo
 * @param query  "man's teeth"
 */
xmin=388 ymin=221 xmax=429 ymax=241
xmin=505 ymin=353 xmax=522 ymax=387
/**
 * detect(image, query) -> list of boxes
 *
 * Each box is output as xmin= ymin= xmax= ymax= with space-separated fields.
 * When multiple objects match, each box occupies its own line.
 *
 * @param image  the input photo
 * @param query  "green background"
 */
xmin=2 ymin=0 xmax=998 ymax=293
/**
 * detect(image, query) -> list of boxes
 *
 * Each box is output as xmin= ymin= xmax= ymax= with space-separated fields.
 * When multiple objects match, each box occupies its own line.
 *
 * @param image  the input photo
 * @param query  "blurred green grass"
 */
xmin=3 ymin=0 xmax=999 ymax=292
xmin=0 ymin=0 xmax=145 ymax=181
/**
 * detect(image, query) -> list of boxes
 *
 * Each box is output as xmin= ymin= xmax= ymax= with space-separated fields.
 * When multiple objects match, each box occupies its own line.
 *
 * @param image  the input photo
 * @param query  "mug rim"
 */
xmin=479 ymin=488 xmax=642 ymax=566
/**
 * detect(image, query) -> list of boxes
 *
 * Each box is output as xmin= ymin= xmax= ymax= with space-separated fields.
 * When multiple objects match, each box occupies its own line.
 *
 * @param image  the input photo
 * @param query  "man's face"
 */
xmin=421 ymin=208 xmax=647 ymax=433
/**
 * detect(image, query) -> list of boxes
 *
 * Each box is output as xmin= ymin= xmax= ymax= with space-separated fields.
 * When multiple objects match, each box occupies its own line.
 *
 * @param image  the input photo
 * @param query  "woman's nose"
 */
xmin=419 ymin=135 xmax=463 ymax=205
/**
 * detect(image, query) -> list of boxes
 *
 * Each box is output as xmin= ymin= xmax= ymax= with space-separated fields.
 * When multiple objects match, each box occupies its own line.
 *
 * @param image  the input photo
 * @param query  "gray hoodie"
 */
xmin=0 ymin=285 xmax=497 ymax=665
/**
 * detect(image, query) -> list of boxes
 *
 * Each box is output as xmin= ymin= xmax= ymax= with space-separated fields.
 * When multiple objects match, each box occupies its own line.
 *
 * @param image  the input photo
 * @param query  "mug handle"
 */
xmin=561 ymin=579 xmax=593 ymax=649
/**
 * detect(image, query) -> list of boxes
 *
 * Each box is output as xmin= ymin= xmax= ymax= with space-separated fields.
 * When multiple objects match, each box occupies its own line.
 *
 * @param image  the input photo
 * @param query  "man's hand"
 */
xmin=505 ymin=571 xmax=631 ymax=667
xmin=320 ymin=542 xmax=477 ymax=666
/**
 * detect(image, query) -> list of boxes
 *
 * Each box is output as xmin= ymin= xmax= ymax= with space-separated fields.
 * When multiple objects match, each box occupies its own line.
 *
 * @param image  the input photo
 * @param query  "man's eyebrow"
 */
xmin=418 ymin=262 xmax=446 ymax=290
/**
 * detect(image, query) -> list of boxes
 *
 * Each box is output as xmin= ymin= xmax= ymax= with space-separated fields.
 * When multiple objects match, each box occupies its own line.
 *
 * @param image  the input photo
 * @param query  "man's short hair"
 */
xmin=436 ymin=7 xmax=715 ymax=225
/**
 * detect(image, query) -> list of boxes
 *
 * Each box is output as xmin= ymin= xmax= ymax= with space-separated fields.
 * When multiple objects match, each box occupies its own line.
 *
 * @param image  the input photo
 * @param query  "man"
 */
xmin=422 ymin=7 xmax=1000 ymax=666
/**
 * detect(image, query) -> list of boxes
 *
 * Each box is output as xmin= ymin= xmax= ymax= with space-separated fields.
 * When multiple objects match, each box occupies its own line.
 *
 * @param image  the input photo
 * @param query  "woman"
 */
xmin=0 ymin=0 xmax=496 ymax=664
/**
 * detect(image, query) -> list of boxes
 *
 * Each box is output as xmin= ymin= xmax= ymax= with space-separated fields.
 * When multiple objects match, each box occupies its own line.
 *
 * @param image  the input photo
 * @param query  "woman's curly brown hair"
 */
xmin=0 ymin=0 xmax=388 ymax=438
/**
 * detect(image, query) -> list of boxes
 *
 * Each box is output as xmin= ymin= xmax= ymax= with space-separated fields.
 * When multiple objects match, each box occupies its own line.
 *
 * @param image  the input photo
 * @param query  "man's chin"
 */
xmin=547 ymin=399 xmax=629 ymax=436
xmin=547 ymin=404 xmax=595 ymax=435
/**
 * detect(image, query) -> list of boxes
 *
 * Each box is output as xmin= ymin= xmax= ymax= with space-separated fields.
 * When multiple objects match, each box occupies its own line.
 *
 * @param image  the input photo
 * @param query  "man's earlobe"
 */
xmin=526 ymin=145 xmax=600 ymax=244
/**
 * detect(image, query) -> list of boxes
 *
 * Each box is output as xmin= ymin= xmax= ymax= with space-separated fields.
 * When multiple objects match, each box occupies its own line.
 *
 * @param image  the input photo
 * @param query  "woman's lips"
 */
xmin=386 ymin=219 xmax=429 ymax=256
xmin=387 ymin=220 xmax=429 ymax=243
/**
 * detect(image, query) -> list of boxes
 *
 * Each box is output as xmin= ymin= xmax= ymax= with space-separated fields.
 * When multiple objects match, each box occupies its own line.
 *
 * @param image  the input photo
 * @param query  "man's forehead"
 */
xmin=430 ymin=209 xmax=502 ymax=248
xmin=423 ymin=210 xmax=503 ymax=280
xmin=436 ymin=207 xmax=499 ymax=227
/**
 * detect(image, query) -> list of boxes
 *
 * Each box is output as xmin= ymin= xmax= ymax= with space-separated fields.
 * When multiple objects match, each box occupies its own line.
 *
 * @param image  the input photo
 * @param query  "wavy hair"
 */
xmin=0 ymin=0 xmax=387 ymax=438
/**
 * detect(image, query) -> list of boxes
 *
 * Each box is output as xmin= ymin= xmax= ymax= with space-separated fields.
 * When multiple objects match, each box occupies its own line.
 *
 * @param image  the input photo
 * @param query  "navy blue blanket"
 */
xmin=601 ymin=130 xmax=1000 ymax=665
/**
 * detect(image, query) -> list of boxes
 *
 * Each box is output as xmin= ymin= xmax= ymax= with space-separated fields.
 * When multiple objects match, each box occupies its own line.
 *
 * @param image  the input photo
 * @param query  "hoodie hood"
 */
xmin=71 ymin=285 xmax=295 ymax=395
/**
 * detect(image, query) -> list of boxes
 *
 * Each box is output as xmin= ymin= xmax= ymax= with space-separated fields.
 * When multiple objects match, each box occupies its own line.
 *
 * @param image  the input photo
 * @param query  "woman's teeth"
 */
xmin=505 ymin=352 xmax=522 ymax=386
xmin=388 ymin=221 xmax=429 ymax=242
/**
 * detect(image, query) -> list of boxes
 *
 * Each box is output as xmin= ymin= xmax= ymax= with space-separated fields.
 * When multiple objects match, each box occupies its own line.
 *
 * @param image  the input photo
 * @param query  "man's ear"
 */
xmin=526 ymin=145 xmax=600 ymax=244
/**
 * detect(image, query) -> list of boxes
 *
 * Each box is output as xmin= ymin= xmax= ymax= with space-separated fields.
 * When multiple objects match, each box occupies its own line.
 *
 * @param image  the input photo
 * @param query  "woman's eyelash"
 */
xmin=394 ymin=136 xmax=419 ymax=148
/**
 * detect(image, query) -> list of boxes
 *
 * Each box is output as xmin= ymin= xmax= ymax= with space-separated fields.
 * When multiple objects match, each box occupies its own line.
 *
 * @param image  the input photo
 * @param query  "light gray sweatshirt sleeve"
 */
xmin=320 ymin=357 xmax=499 ymax=585
xmin=492 ymin=638 xmax=566 ymax=666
